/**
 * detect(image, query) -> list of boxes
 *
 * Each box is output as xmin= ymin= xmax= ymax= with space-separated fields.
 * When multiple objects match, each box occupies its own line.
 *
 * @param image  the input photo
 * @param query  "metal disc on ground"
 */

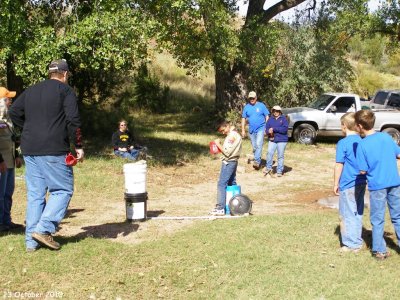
xmin=229 ymin=194 xmax=252 ymax=216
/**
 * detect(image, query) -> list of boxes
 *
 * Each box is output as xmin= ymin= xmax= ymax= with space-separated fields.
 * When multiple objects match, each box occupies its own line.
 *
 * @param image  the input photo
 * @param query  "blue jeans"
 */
xmin=216 ymin=161 xmax=238 ymax=209
xmin=24 ymin=155 xmax=74 ymax=249
xmin=0 ymin=168 xmax=15 ymax=225
xmin=266 ymin=141 xmax=287 ymax=174
xmin=339 ymin=184 xmax=366 ymax=249
xmin=249 ymin=130 xmax=264 ymax=165
xmin=114 ymin=149 xmax=139 ymax=160
xmin=369 ymin=185 xmax=400 ymax=253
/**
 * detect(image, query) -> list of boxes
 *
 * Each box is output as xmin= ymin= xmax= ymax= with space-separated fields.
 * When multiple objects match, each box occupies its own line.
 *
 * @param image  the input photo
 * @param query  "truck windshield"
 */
xmin=308 ymin=95 xmax=336 ymax=110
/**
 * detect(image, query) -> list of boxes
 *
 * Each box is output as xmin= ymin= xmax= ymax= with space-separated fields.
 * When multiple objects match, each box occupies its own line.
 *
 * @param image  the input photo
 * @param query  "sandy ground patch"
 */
xmin=55 ymin=146 xmax=338 ymax=245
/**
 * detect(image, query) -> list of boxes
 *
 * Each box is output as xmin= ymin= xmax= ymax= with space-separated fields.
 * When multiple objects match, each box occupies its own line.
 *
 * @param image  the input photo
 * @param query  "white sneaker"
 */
xmin=209 ymin=208 xmax=225 ymax=216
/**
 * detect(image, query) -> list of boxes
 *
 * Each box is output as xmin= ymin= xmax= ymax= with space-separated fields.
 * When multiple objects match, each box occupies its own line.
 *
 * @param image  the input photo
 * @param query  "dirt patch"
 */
xmin=56 ymin=146 xmax=336 ymax=245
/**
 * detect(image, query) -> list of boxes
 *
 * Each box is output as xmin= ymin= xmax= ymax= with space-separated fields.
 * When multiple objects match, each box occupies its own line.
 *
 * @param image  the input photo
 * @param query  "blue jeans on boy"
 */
xmin=249 ymin=129 xmax=264 ymax=166
xmin=0 ymin=168 xmax=15 ymax=225
xmin=216 ymin=161 xmax=238 ymax=209
xmin=114 ymin=149 xmax=139 ymax=160
xmin=24 ymin=155 xmax=74 ymax=249
xmin=369 ymin=185 xmax=400 ymax=253
xmin=339 ymin=184 xmax=366 ymax=249
xmin=266 ymin=141 xmax=287 ymax=174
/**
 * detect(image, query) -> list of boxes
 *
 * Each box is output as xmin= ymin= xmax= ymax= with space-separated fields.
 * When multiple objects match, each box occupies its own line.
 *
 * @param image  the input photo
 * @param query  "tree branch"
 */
xmin=260 ymin=0 xmax=308 ymax=23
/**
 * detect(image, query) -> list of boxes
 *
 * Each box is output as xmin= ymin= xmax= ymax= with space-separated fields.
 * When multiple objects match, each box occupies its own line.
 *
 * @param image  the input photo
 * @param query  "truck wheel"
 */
xmin=293 ymin=124 xmax=317 ymax=145
xmin=383 ymin=128 xmax=400 ymax=146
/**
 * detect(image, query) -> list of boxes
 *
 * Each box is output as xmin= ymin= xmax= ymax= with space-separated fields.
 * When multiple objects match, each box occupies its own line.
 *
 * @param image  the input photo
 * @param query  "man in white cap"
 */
xmin=241 ymin=91 xmax=270 ymax=170
xmin=9 ymin=59 xmax=84 ymax=252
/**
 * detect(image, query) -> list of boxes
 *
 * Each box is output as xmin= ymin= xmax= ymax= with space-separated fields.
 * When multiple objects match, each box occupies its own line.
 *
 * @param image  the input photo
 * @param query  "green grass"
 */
xmin=2 ymin=212 xmax=400 ymax=299
xmin=2 ymin=101 xmax=400 ymax=299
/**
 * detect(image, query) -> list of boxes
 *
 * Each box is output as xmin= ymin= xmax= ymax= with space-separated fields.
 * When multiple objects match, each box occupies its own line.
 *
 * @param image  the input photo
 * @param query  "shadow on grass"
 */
xmin=334 ymin=225 xmax=400 ymax=253
xmin=65 ymin=208 xmax=85 ymax=219
xmin=61 ymin=222 xmax=139 ymax=243
xmin=85 ymin=135 xmax=209 ymax=166
xmin=147 ymin=210 xmax=165 ymax=217
xmin=58 ymin=211 xmax=164 ymax=243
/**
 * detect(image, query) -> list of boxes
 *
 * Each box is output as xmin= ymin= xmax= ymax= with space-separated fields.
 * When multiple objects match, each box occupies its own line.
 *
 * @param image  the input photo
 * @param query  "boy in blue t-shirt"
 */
xmin=334 ymin=112 xmax=366 ymax=252
xmin=241 ymin=91 xmax=269 ymax=170
xmin=355 ymin=110 xmax=400 ymax=260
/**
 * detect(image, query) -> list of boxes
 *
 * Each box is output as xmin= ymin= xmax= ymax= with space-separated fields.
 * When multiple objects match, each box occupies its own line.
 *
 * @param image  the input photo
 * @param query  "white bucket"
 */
xmin=123 ymin=161 xmax=147 ymax=194
xmin=125 ymin=192 xmax=147 ymax=221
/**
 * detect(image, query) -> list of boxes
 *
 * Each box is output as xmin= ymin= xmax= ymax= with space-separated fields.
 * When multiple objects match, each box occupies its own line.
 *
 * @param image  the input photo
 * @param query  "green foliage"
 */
xmin=225 ymin=108 xmax=242 ymax=128
xmin=348 ymin=34 xmax=387 ymax=66
xmin=0 ymin=1 xmax=153 ymax=104
xmin=351 ymin=62 xmax=400 ymax=97
xmin=373 ymin=0 xmax=400 ymax=45
xmin=131 ymin=64 xmax=170 ymax=113
xmin=259 ymin=24 xmax=353 ymax=108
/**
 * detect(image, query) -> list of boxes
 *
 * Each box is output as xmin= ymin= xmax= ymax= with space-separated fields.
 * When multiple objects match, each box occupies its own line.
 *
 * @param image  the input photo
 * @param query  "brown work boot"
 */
xmin=372 ymin=251 xmax=391 ymax=261
xmin=32 ymin=232 xmax=60 ymax=250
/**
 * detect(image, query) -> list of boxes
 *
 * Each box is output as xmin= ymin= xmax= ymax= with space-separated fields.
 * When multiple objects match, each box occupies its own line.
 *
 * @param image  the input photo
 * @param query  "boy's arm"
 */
xmin=333 ymin=162 xmax=343 ymax=195
xmin=356 ymin=144 xmax=368 ymax=174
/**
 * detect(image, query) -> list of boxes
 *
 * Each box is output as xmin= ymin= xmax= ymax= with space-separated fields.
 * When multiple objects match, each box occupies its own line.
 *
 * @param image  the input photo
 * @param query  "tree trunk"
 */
xmin=214 ymin=62 xmax=248 ymax=114
xmin=6 ymin=56 xmax=24 ymax=96
xmin=213 ymin=0 xmax=309 ymax=114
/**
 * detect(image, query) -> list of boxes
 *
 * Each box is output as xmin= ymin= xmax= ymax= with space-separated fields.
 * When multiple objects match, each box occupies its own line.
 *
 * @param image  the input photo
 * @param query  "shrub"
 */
xmin=132 ymin=64 xmax=170 ymax=113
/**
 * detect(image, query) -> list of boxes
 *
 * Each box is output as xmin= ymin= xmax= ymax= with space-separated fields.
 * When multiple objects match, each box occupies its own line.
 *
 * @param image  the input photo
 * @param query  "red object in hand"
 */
xmin=65 ymin=153 xmax=78 ymax=166
xmin=209 ymin=141 xmax=221 ymax=154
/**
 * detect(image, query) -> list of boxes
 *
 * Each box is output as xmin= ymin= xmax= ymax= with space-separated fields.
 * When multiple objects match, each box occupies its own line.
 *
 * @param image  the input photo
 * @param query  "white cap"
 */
xmin=248 ymin=91 xmax=257 ymax=98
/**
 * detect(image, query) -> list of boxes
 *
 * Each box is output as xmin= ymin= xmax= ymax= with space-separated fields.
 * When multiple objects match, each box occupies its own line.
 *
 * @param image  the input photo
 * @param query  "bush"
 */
xmin=132 ymin=64 xmax=170 ymax=113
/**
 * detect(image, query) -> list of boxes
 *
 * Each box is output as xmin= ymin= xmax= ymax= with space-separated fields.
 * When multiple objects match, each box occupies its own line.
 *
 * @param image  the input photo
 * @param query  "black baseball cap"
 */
xmin=48 ymin=59 xmax=69 ymax=72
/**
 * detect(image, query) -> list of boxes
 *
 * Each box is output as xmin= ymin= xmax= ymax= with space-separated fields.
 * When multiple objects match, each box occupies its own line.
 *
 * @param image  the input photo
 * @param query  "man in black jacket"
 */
xmin=9 ymin=59 xmax=84 ymax=252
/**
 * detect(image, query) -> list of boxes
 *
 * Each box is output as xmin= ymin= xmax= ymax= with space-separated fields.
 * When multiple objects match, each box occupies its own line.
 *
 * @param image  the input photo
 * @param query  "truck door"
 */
xmin=371 ymin=91 xmax=388 ymax=109
xmin=387 ymin=92 xmax=400 ymax=109
xmin=325 ymin=97 xmax=356 ymax=134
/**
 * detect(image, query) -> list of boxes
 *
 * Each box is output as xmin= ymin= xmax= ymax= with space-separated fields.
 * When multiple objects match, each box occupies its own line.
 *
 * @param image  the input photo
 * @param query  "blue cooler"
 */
xmin=225 ymin=185 xmax=241 ymax=215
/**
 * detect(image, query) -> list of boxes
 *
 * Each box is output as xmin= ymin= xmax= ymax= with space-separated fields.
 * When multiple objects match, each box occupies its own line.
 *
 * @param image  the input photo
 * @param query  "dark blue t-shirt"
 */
xmin=242 ymin=102 xmax=269 ymax=134
xmin=356 ymin=132 xmax=400 ymax=191
xmin=336 ymin=134 xmax=366 ymax=191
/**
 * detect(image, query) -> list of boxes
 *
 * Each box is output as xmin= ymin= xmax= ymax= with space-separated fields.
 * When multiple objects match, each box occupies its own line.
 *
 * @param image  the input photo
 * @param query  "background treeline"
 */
xmin=1 ymin=0 xmax=400 ymax=137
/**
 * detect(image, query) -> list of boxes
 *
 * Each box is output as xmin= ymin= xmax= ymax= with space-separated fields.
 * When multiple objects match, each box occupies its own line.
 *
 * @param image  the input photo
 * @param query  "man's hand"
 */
xmin=118 ymin=147 xmax=128 ymax=152
xmin=0 ymin=161 xmax=7 ymax=173
xmin=76 ymin=149 xmax=85 ymax=163
xmin=241 ymin=130 xmax=246 ymax=138
xmin=15 ymin=157 xmax=22 ymax=168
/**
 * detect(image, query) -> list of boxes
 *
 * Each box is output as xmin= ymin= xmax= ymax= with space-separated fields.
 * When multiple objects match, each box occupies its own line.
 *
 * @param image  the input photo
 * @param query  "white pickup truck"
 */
xmin=282 ymin=93 xmax=400 ymax=145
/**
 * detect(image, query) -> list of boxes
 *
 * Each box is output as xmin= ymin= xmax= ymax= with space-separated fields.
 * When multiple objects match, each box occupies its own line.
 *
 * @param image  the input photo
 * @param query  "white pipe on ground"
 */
xmin=146 ymin=215 xmax=248 ymax=220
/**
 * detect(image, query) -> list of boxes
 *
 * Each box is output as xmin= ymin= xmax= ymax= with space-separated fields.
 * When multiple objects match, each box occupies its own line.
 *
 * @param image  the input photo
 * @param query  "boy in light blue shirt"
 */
xmin=355 ymin=110 xmax=400 ymax=260
xmin=334 ymin=112 xmax=366 ymax=252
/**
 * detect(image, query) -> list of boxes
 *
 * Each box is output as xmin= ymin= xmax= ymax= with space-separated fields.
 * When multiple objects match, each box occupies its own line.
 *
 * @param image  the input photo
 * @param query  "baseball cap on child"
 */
xmin=0 ymin=87 xmax=16 ymax=98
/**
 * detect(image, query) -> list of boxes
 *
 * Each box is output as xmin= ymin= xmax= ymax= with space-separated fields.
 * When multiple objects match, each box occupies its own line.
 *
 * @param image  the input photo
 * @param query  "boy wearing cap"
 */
xmin=9 ymin=59 xmax=84 ymax=251
xmin=0 ymin=87 xmax=23 ymax=231
xmin=355 ymin=110 xmax=400 ymax=260
xmin=264 ymin=105 xmax=288 ymax=177
xmin=241 ymin=91 xmax=269 ymax=170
